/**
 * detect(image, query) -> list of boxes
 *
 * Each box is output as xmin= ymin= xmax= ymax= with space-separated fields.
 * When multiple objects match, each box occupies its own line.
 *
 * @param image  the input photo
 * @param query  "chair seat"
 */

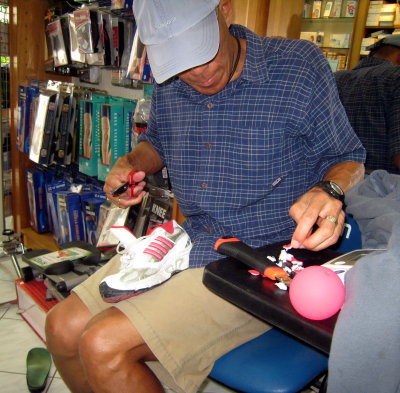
xmin=210 ymin=329 xmax=328 ymax=393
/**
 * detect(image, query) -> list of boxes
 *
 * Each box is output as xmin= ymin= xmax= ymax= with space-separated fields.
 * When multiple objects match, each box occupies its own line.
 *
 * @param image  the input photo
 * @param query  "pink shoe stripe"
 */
xmin=149 ymin=242 xmax=170 ymax=254
xmin=144 ymin=248 xmax=164 ymax=260
xmin=156 ymin=236 xmax=174 ymax=248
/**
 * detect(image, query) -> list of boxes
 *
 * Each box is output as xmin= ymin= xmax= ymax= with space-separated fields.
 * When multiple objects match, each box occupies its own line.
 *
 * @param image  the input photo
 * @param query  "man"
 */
xmin=45 ymin=1 xmax=365 ymax=393
xmin=335 ymin=34 xmax=400 ymax=174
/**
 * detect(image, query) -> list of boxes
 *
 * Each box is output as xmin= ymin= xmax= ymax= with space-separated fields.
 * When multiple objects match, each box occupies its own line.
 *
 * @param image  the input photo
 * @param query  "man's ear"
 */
xmin=219 ymin=0 xmax=233 ymax=27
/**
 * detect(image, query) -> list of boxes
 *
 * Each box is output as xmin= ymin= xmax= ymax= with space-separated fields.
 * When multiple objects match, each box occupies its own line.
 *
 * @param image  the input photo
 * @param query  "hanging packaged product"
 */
xmin=26 ymin=168 xmax=50 ymax=233
xmin=132 ymin=97 xmax=151 ymax=147
xmin=97 ymin=98 xmax=137 ymax=181
xmin=16 ymin=84 xmax=39 ymax=153
xmin=73 ymin=8 xmax=98 ymax=55
xmin=47 ymin=18 xmax=69 ymax=67
xmin=54 ymin=86 xmax=77 ymax=166
xmin=29 ymin=87 xmax=61 ymax=165
xmin=78 ymin=93 xmax=109 ymax=176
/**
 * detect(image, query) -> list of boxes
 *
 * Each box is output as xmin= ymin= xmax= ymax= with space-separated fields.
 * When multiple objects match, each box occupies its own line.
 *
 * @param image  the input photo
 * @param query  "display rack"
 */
xmin=9 ymin=0 xmax=71 ymax=250
xmin=300 ymin=0 xmax=371 ymax=70
xmin=358 ymin=1 xmax=400 ymax=57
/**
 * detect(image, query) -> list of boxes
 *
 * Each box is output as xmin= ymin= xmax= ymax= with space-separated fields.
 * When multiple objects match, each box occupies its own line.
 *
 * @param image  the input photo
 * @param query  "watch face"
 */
xmin=329 ymin=181 xmax=344 ymax=196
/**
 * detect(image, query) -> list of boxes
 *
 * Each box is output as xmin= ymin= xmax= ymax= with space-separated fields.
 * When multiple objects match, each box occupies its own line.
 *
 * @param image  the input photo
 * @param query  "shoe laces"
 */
xmin=116 ymin=228 xmax=179 ymax=270
xmin=116 ymin=237 xmax=143 ymax=270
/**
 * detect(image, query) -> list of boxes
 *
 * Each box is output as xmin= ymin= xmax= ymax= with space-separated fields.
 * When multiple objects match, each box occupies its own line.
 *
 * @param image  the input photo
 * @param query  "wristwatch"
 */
xmin=313 ymin=180 xmax=345 ymax=203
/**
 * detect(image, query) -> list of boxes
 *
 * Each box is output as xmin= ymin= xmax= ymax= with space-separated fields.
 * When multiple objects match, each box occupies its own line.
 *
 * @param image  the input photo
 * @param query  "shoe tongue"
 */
xmin=162 ymin=220 xmax=175 ymax=234
xmin=150 ymin=220 xmax=175 ymax=235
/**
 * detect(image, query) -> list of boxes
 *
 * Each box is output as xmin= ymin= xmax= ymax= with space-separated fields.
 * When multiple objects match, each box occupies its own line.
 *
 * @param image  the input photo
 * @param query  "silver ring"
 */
xmin=325 ymin=215 xmax=338 ymax=225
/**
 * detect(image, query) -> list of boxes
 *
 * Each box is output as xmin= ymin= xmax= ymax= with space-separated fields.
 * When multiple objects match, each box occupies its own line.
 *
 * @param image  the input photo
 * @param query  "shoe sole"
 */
xmin=99 ymin=270 xmax=181 ymax=303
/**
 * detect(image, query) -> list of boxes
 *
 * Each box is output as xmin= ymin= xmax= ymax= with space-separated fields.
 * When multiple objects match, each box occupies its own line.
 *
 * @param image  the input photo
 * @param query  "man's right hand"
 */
xmin=103 ymin=155 xmax=147 ymax=209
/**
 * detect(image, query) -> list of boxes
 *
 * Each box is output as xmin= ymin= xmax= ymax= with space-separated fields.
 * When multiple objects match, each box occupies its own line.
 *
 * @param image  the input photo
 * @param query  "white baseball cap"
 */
xmin=133 ymin=0 xmax=220 ymax=83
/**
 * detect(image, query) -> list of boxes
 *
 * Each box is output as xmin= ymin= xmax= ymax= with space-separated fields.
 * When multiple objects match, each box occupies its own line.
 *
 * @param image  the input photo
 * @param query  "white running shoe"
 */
xmin=99 ymin=220 xmax=192 ymax=302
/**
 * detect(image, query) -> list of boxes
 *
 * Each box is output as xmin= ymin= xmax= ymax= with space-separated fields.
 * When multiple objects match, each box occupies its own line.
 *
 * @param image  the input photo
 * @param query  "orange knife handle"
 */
xmin=263 ymin=266 xmax=288 ymax=280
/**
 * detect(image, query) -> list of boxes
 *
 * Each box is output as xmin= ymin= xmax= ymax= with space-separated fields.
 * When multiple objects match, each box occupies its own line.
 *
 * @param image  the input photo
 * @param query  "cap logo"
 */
xmin=155 ymin=16 xmax=176 ymax=30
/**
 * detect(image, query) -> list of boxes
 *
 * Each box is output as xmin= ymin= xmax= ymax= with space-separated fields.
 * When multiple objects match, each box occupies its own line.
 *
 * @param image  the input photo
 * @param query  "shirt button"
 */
xmin=205 ymin=143 xmax=213 ymax=149
xmin=201 ymin=182 xmax=208 ymax=188
xmin=206 ymin=226 xmax=213 ymax=233
xmin=207 ymin=102 xmax=214 ymax=109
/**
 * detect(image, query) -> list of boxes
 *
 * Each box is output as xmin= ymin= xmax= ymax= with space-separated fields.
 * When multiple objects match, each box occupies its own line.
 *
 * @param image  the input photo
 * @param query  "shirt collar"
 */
xmin=229 ymin=24 xmax=270 ymax=83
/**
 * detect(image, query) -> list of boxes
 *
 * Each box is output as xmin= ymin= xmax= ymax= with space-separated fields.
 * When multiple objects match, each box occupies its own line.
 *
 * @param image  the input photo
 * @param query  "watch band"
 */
xmin=313 ymin=180 xmax=345 ymax=203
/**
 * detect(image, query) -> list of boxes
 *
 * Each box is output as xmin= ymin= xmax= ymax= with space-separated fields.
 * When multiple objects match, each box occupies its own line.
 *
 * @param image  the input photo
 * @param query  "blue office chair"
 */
xmin=209 ymin=213 xmax=362 ymax=393
xmin=210 ymin=329 xmax=328 ymax=393
xmin=331 ymin=212 xmax=362 ymax=253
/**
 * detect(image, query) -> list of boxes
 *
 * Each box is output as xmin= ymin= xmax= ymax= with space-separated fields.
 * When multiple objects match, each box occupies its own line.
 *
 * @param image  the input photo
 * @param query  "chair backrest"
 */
xmin=331 ymin=213 xmax=362 ymax=253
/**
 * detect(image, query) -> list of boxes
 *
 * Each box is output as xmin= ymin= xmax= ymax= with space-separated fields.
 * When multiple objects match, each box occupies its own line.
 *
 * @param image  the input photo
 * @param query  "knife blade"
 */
xmin=214 ymin=237 xmax=290 ymax=283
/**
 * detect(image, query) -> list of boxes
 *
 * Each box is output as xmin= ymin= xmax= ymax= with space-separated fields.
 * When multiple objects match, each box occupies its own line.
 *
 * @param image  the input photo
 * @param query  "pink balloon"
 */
xmin=289 ymin=265 xmax=345 ymax=320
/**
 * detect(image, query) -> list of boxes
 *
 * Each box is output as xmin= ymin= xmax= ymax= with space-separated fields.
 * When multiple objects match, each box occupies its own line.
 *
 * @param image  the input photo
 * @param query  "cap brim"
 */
xmin=366 ymin=42 xmax=381 ymax=51
xmin=145 ymin=11 xmax=220 ymax=84
xmin=366 ymin=37 xmax=400 ymax=51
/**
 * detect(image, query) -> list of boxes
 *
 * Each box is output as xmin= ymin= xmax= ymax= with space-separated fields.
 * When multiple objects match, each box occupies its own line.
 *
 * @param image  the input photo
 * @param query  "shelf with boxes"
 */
xmin=360 ymin=1 xmax=400 ymax=55
xmin=10 ymin=0 xmax=181 ymax=252
xmin=16 ymin=75 xmax=177 ymax=254
xmin=44 ymin=0 xmax=153 ymax=88
xmin=301 ymin=1 xmax=361 ymax=71
xmin=301 ymin=18 xmax=354 ymax=49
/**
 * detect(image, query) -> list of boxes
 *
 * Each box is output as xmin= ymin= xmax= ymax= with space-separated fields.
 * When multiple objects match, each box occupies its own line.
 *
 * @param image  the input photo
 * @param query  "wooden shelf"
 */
xmin=320 ymin=46 xmax=350 ymax=49
xmin=303 ymin=17 xmax=355 ymax=21
xmin=365 ymin=25 xmax=400 ymax=29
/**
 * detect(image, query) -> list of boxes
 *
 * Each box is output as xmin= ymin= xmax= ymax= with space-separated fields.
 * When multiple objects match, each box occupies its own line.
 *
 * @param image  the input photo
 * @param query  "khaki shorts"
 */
xmin=73 ymin=255 xmax=270 ymax=393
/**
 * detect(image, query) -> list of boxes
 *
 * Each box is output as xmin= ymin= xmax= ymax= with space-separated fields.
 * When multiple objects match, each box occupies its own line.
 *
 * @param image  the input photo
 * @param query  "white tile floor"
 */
xmin=0 ymin=254 xmax=236 ymax=393
xmin=0 ymin=255 xmax=70 ymax=393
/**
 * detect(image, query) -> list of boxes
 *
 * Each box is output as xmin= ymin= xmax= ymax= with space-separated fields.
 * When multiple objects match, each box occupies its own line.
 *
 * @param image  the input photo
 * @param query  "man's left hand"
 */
xmin=289 ymin=187 xmax=345 ymax=251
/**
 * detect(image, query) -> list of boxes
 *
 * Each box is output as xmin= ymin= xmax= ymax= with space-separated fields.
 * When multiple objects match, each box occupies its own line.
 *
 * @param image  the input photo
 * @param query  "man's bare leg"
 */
xmin=46 ymin=294 xmax=164 ymax=393
xmin=45 ymin=293 xmax=94 ymax=393
xmin=79 ymin=307 xmax=164 ymax=393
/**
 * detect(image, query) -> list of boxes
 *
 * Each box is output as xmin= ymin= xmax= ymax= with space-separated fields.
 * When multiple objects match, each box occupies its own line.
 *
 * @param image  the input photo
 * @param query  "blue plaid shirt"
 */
xmin=335 ymin=57 xmax=400 ymax=173
xmin=140 ymin=25 xmax=366 ymax=267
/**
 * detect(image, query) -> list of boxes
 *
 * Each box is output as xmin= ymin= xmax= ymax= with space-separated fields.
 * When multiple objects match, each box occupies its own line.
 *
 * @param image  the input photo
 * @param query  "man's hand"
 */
xmin=289 ymin=187 xmax=345 ymax=251
xmin=289 ymin=161 xmax=364 ymax=250
xmin=103 ymin=141 xmax=164 ymax=209
xmin=103 ymin=155 xmax=147 ymax=208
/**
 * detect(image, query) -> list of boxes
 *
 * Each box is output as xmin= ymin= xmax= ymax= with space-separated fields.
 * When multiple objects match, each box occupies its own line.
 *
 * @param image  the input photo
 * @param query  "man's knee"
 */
xmin=79 ymin=308 xmax=155 ymax=370
xmin=45 ymin=293 xmax=92 ymax=355
xmin=79 ymin=321 xmax=117 ymax=368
